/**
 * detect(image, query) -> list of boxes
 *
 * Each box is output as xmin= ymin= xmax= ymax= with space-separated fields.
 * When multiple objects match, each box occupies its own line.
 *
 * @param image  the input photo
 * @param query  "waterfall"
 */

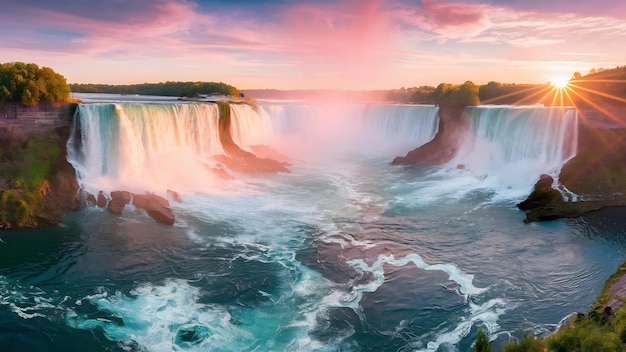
xmin=259 ymin=104 xmax=314 ymax=135
xmin=361 ymin=104 xmax=440 ymax=156
xmin=452 ymin=105 xmax=578 ymax=194
xmin=250 ymin=102 xmax=440 ymax=158
xmin=66 ymin=99 xmax=578 ymax=198
xmin=68 ymin=102 xmax=224 ymax=193
xmin=229 ymin=104 xmax=274 ymax=150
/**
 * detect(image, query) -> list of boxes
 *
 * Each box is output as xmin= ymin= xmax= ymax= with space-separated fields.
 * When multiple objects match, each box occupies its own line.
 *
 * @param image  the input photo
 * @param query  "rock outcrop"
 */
xmin=96 ymin=191 xmax=107 ymax=208
xmin=517 ymin=174 xmax=563 ymax=211
xmin=94 ymin=191 xmax=176 ymax=226
xmin=392 ymin=106 xmax=468 ymax=165
xmin=132 ymin=193 xmax=175 ymax=226
xmin=107 ymin=191 xmax=132 ymax=214
xmin=518 ymin=124 xmax=626 ymax=222
xmin=215 ymin=101 xmax=291 ymax=174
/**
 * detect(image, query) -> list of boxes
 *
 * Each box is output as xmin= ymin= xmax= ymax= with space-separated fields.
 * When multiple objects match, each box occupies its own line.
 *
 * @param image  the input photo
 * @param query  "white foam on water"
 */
xmin=67 ymin=279 xmax=254 ymax=351
xmin=415 ymin=298 xmax=506 ymax=352
xmin=65 ymin=274 xmax=344 ymax=351
xmin=339 ymin=253 xmax=505 ymax=351
xmin=346 ymin=253 xmax=488 ymax=304
xmin=0 ymin=277 xmax=63 ymax=320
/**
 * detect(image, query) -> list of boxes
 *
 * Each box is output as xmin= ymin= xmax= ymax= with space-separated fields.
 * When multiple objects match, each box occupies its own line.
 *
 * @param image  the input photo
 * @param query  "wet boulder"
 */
xmin=517 ymin=174 xmax=563 ymax=211
xmin=132 ymin=193 xmax=175 ymax=226
xmin=96 ymin=191 xmax=107 ymax=208
xmin=108 ymin=191 xmax=132 ymax=214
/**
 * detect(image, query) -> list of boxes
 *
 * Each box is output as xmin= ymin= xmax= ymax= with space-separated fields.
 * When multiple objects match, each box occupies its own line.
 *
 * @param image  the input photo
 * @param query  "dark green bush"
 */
xmin=475 ymin=329 xmax=493 ymax=352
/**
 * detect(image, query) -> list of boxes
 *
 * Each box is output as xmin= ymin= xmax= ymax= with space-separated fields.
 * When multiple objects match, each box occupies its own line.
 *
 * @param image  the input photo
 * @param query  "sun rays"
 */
xmin=551 ymin=76 xmax=570 ymax=89
xmin=481 ymin=72 xmax=626 ymax=129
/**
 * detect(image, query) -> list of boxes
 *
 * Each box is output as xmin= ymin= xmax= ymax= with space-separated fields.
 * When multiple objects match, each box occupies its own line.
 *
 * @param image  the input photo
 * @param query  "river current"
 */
xmin=1 ymin=95 xmax=624 ymax=351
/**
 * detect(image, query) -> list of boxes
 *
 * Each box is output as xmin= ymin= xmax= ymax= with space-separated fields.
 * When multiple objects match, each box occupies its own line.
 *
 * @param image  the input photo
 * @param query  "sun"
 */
xmin=551 ymin=76 xmax=570 ymax=89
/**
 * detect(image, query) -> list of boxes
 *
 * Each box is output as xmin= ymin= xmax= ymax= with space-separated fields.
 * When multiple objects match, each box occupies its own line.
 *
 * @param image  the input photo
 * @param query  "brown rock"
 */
xmin=167 ymin=189 xmax=183 ymax=203
xmin=517 ymin=174 xmax=563 ymax=211
xmin=132 ymin=193 xmax=175 ymax=226
xmin=108 ymin=190 xmax=132 ymax=214
xmin=97 ymin=191 xmax=107 ymax=208
xmin=392 ymin=106 xmax=468 ymax=165
xmin=86 ymin=192 xmax=97 ymax=206
xmin=145 ymin=207 xmax=175 ymax=226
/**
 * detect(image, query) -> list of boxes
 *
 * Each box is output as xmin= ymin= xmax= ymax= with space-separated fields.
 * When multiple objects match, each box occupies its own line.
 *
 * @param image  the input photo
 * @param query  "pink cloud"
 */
xmin=422 ymin=0 xmax=484 ymax=27
xmin=2 ymin=0 xmax=625 ymax=89
xmin=263 ymin=0 xmax=398 ymax=84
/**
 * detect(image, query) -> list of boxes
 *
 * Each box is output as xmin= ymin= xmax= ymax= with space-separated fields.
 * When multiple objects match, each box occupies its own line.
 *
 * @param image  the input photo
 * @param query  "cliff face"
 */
xmin=0 ymin=104 xmax=80 ymax=229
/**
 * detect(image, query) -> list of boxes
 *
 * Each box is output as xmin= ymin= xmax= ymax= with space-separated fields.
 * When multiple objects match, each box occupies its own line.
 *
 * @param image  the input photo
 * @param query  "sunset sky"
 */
xmin=1 ymin=0 xmax=625 ymax=90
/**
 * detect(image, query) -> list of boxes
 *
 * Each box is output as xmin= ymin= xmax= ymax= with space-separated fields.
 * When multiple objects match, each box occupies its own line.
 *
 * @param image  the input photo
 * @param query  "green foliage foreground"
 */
xmin=0 ymin=62 xmax=70 ymax=106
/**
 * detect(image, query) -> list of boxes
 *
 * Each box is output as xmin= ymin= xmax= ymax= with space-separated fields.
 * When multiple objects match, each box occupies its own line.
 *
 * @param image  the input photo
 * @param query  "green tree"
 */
xmin=0 ymin=62 xmax=70 ymax=106
xmin=432 ymin=81 xmax=480 ymax=107
xmin=475 ymin=329 xmax=493 ymax=352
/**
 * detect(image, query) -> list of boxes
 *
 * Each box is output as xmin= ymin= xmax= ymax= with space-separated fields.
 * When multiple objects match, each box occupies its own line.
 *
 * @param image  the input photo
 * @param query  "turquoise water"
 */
xmin=1 ymin=98 xmax=623 ymax=351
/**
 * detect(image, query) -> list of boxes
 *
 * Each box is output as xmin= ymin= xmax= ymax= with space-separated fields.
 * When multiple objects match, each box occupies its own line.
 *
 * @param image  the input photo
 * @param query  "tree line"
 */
xmin=388 ymin=65 xmax=626 ymax=107
xmin=0 ymin=62 xmax=70 ymax=107
xmin=388 ymin=81 xmax=480 ymax=107
xmin=69 ymin=81 xmax=243 ymax=98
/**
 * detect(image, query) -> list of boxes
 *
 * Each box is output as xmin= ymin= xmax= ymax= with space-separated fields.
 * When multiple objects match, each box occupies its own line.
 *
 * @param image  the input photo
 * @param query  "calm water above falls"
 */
xmin=1 ymin=97 xmax=624 ymax=352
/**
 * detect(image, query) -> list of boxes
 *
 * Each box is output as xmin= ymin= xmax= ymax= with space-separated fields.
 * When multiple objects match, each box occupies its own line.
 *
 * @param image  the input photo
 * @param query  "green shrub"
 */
xmin=475 ymin=329 xmax=493 ymax=352
xmin=0 ymin=190 xmax=31 ymax=227
xmin=502 ymin=334 xmax=544 ymax=352
xmin=580 ymin=330 xmax=620 ymax=351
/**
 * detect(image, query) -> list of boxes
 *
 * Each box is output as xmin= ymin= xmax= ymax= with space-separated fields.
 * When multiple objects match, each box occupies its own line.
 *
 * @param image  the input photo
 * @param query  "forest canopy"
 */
xmin=70 ymin=81 xmax=243 ymax=98
xmin=0 ymin=62 xmax=71 ymax=106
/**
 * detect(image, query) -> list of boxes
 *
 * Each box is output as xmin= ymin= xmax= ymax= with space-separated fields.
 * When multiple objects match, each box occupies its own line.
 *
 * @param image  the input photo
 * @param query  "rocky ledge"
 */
xmin=392 ymin=106 xmax=467 ymax=165
xmin=518 ymin=124 xmax=626 ymax=222
xmin=88 ymin=190 xmax=179 ymax=226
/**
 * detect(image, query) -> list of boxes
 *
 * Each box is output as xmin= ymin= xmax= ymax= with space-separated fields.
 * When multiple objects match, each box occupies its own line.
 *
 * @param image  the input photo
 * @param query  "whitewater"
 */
xmin=1 ymin=95 xmax=625 ymax=352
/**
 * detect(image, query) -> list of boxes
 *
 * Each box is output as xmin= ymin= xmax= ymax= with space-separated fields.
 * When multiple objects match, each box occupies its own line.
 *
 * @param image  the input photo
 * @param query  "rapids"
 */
xmin=1 ymin=94 xmax=624 ymax=352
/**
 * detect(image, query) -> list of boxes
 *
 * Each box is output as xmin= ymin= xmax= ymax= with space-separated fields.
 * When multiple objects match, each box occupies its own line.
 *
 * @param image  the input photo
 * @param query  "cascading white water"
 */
xmin=229 ymin=104 xmax=274 ymax=150
xmin=251 ymin=102 xmax=440 ymax=158
xmin=67 ymin=100 xmax=577 ymax=201
xmin=452 ymin=106 xmax=578 ymax=197
xmin=361 ymin=104 xmax=440 ymax=156
xmin=68 ymin=102 xmax=225 ymax=194
xmin=259 ymin=103 xmax=314 ymax=135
